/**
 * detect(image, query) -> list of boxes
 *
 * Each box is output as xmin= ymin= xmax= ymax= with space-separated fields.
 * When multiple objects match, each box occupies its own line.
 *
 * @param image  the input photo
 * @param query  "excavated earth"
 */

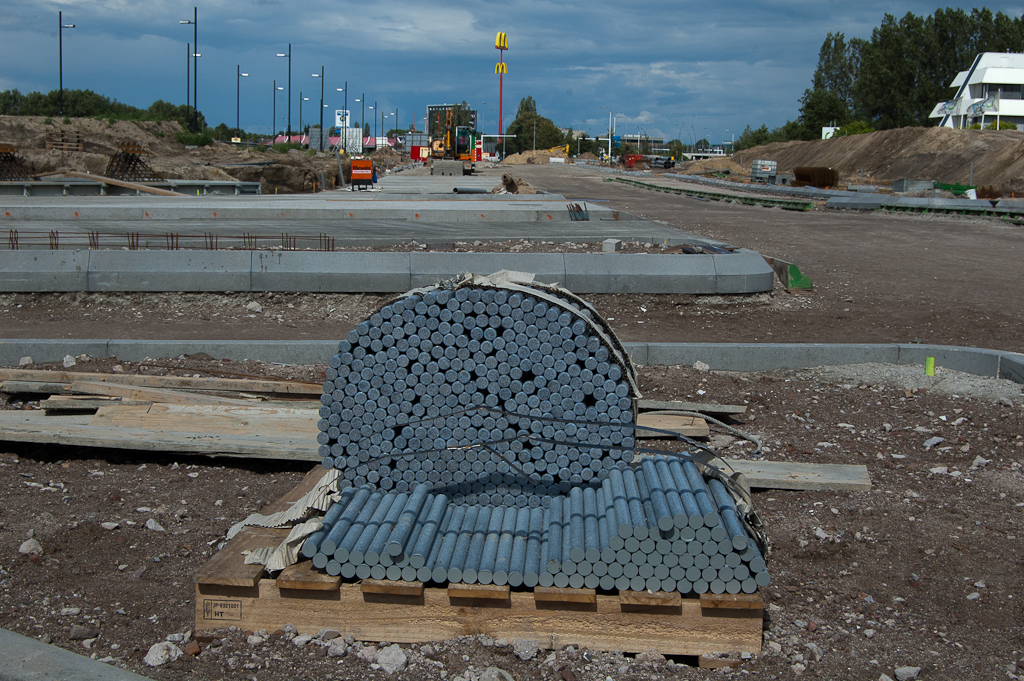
xmin=0 ymin=130 xmax=1023 ymax=680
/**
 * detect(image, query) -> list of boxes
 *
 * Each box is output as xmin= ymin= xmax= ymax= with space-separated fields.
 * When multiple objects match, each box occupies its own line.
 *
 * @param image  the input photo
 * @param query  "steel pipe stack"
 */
xmin=317 ymin=282 xmax=638 ymax=508
xmin=304 ymin=279 xmax=768 ymax=595
xmin=303 ymin=456 xmax=769 ymax=595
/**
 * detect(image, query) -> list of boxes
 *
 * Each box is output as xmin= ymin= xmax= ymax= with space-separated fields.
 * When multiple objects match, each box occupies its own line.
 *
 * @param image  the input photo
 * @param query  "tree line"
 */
xmin=734 ymin=7 xmax=1024 ymax=151
xmin=0 ymin=88 xmax=206 ymax=131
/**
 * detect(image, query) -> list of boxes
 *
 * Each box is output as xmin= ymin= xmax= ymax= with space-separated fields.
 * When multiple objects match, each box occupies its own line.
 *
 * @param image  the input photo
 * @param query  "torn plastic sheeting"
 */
xmin=226 ymin=469 xmax=340 ymax=541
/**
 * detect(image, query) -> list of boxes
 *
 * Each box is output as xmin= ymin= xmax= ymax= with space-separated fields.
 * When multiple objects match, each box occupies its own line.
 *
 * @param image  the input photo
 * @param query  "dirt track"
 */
xmin=1 ymin=153 xmax=1023 ymax=681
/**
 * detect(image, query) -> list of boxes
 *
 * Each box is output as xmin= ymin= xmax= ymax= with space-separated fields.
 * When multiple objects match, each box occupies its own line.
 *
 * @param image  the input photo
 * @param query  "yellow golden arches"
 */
xmin=494 ymin=62 xmax=508 ymax=74
xmin=495 ymin=32 xmax=508 ymax=50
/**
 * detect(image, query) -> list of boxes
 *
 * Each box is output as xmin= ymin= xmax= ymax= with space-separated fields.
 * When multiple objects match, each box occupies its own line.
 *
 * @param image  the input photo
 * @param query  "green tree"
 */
xmin=733 ymin=124 xmax=770 ymax=151
xmin=503 ymin=96 xmax=563 ymax=154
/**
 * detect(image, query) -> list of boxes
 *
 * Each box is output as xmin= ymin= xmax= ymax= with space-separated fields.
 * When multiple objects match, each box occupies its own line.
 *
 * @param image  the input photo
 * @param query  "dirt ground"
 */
xmin=714 ymin=126 xmax=1024 ymax=194
xmin=1 ymin=157 xmax=1023 ymax=680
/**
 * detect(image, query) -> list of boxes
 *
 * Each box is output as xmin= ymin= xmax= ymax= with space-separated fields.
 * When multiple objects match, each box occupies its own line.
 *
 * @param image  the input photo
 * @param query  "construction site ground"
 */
xmin=1 ymin=159 xmax=1023 ymax=680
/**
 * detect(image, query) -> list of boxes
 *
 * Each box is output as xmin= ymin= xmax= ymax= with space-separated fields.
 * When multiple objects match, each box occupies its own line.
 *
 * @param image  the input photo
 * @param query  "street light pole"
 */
xmin=273 ymin=81 xmax=283 ymax=139
xmin=276 ymin=44 xmax=292 ymax=138
xmin=374 ymin=100 xmax=377 ymax=143
xmin=312 ymin=67 xmax=324 ymax=151
xmin=341 ymin=82 xmax=348 ymax=153
xmin=299 ymin=93 xmax=307 ymax=137
xmin=361 ymin=94 xmax=365 ymax=146
xmin=58 ymin=12 xmax=75 ymax=116
xmin=236 ymin=66 xmax=248 ymax=132
xmin=180 ymin=8 xmax=197 ymax=131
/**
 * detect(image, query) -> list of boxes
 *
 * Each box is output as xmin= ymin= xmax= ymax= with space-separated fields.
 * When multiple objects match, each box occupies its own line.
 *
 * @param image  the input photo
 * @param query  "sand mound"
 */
xmin=730 ymin=126 xmax=1024 ymax=192
xmin=501 ymin=149 xmax=568 ymax=165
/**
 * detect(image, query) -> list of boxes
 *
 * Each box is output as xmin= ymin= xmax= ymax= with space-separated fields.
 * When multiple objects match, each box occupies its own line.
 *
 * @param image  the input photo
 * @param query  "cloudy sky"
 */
xmin=3 ymin=1 xmax=1023 ymax=142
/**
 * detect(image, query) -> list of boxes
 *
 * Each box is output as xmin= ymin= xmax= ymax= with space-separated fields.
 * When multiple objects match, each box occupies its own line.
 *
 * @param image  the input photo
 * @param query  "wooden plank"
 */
xmin=635 ymin=413 xmax=709 ymax=438
xmin=361 ymin=580 xmax=425 ymax=597
xmin=61 ymin=170 xmax=190 ymax=197
xmin=1 ymin=381 xmax=71 ymax=395
xmin=448 ymin=583 xmax=510 ymax=600
xmin=637 ymin=400 xmax=746 ymax=416
xmin=195 ymin=526 xmax=287 ymax=588
xmin=70 ymin=381 xmax=256 ymax=405
xmin=699 ymin=593 xmax=763 ymax=610
xmin=89 ymin=404 xmax=317 ymax=439
xmin=619 ymin=590 xmax=682 ymax=607
xmin=0 ymin=410 xmax=320 ymax=461
xmin=727 ymin=459 xmax=871 ymax=491
xmin=194 ymin=581 xmax=762 ymax=656
xmin=197 ymin=467 xmax=324 ymax=587
xmin=533 ymin=587 xmax=596 ymax=604
xmin=699 ymin=655 xmax=744 ymax=669
xmin=0 ymin=369 xmax=321 ymax=396
xmin=276 ymin=562 xmax=341 ymax=591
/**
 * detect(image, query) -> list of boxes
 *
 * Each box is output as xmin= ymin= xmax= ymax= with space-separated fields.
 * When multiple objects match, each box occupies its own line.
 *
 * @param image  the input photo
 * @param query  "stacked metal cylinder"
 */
xmin=303 ymin=454 xmax=769 ymax=595
xmin=317 ymin=283 xmax=637 ymax=508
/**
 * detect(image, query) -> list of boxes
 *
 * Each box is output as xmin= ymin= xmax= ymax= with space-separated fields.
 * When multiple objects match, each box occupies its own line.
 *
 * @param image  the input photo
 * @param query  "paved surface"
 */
xmin=0 ymin=627 xmax=154 ymax=681
xmin=0 ymin=167 xmax=698 ymax=248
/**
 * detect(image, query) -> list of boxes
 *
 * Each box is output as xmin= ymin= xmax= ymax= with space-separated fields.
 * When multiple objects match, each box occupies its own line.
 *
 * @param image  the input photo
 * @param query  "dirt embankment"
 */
xmin=0 ymin=116 xmax=343 ymax=194
xmin=686 ymin=126 xmax=1024 ymax=194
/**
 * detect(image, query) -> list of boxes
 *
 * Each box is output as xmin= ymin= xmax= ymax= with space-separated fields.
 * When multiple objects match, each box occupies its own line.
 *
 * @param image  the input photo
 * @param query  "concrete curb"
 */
xmin=0 ymin=628 xmax=154 ymax=681
xmin=2 ymin=340 xmax=1021 ymax=385
xmin=0 ymin=250 xmax=774 ymax=295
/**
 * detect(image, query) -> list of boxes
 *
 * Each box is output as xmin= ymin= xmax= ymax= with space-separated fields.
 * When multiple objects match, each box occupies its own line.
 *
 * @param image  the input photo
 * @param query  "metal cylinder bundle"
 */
xmin=303 ymin=455 xmax=769 ymax=595
xmin=317 ymin=282 xmax=638 ymax=508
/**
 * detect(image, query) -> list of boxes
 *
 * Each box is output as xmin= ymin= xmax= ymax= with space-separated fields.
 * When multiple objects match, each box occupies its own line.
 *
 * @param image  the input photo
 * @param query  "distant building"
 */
xmin=930 ymin=52 xmax=1024 ymax=128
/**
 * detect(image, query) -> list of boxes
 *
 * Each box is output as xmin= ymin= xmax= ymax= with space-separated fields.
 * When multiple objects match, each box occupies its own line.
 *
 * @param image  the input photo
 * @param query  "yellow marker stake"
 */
xmin=925 ymin=357 xmax=935 ymax=376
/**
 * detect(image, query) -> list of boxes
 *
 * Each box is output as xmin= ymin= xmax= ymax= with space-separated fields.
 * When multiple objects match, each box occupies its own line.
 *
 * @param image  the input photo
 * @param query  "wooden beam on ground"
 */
xmin=726 ymin=459 xmax=871 ymax=491
xmin=636 ymin=400 xmax=746 ymax=416
xmin=0 ymin=410 xmax=320 ymax=461
xmin=0 ymin=369 xmax=321 ymax=396
xmin=60 ymin=170 xmax=189 ymax=197
xmin=635 ymin=413 xmax=709 ymax=438
xmin=70 ymin=381 xmax=258 ymax=406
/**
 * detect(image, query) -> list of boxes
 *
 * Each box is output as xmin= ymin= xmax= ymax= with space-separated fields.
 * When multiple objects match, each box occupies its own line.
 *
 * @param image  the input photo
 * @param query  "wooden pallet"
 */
xmin=44 ymin=131 xmax=85 ymax=152
xmin=194 ymin=468 xmax=763 ymax=656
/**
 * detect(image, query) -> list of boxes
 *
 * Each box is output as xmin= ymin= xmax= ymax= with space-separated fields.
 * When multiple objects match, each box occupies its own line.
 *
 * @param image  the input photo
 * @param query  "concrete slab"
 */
xmin=0 ymin=339 xmax=111 ymax=365
xmin=999 ymin=352 xmax=1024 ymax=384
xmin=105 ymin=339 xmax=338 ymax=365
xmin=826 ymin=196 xmax=894 ymax=210
xmin=711 ymin=251 xmax=775 ymax=294
xmin=639 ymin=343 xmax=901 ymax=371
xmin=564 ymin=254 xmax=717 ymax=294
xmin=409 ymin=252 xmax=567 ymax=288
xmin=87 ymin=251 xmax=252 ymax=292
xmin=253 ymin=252 xmax=413 ymax=292
xmin=896 ymin=344 xmax=1003 ymax=378
xmin=2 ymin=341 xmax=1022 ymax=387
xmin=0 ymin=250 xmax=89 ymax=292
xmin=0 ymin=627 xmax=155 ymax=681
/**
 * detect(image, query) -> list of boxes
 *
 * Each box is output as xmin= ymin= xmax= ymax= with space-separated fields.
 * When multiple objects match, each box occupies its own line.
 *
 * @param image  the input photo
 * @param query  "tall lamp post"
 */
xmin=373 ymin=100 xmax=378 ymax=144
xmin=272 ymin=81 xmax=283 ymax=139
xmin=338 ymin=84 xmax=347 ymax=152
xmin=601 ymin=106 xmax=614 ymax=159
xmin=276 ymin=44 xmax=292 ymax=138
xmin=360 ymin=94 xmax=365 ymax=146
xmin=58 ymin=12 xmax=75 ymax=116
xmin=299 ymin=94 xmax=308 ymax=137
xmin=312 ymin=67 xmax=324 ymax=150
xmin=236 ymin=66 xmax=248 ymax=131
xmin=179 ymin=8 xmax=197 ymax=132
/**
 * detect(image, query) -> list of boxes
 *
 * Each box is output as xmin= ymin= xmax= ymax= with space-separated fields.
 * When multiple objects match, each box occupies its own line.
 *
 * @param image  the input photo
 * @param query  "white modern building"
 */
xmin=930 ymin=52 xmax=1024 ymax=129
